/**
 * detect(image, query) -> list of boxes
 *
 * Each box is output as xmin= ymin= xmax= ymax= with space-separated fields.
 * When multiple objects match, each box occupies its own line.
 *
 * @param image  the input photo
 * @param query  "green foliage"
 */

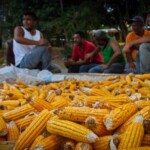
xmin=61 ymin=45 xmax=72 ymax=58
xmin=1 ymin=0 xmax=150 ymax=43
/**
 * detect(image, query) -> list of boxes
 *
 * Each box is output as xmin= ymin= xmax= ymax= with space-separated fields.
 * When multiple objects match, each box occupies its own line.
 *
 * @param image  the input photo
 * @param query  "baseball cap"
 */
xmin=93 ymin=30 xmax=107 ymax=40
xmin=129 ymin=16 xmax=144 ymax=25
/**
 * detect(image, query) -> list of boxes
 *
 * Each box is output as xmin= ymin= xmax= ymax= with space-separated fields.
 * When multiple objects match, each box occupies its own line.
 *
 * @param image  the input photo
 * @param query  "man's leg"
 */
xmin=68 ymin=65 xmax=80 ymax=73
xmin=124 ymin=62 xmax=138 ymax=74
xmin=88 ymin=64 xmax=104 ymax=73
xmin=79 ymin=64 xmax=99 ymax=73
xmin=139 ymin=43 xmax=150 ymax=73
xmin=103 ymin=63 xmax=125 ymax=74
xmin=19 ymin=46 xmax=51 ymax=69
xmin=19 ymin=46 xmax=61 ymax=72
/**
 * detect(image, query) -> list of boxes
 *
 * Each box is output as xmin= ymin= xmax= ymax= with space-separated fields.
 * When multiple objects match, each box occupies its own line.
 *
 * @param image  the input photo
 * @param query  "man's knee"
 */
xmin=139 ymin=43 xmax=150 ymax=53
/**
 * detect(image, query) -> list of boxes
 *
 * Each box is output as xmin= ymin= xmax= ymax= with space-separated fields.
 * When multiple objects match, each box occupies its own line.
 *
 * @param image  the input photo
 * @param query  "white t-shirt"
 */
xmin=13 ymin=26 xmax=41 ymax=66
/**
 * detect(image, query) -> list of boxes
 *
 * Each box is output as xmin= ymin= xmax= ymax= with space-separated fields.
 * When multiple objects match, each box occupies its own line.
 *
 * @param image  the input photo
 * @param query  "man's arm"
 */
xmin=103 ymin=40 xmax=121 ymax=69
xmin=14 ymin=26 xmax=49 ymax=46
xmin=84 ymin=46 xmax=101 ymax=61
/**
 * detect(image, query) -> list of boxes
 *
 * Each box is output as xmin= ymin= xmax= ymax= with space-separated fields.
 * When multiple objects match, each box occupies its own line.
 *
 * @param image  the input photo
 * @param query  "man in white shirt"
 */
xmin=13 ymin=11 xmax=61 ymax=73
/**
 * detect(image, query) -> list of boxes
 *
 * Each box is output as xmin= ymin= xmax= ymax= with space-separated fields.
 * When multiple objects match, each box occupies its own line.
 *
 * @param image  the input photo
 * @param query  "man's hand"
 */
xmin=64 ymin=59 xmax=75 ymax=67
xmin=84 ymin=53 xmax=94 ymax=62
xmin=38 ymin=39 xmax=49 ymax=46
xmin=129 ymin=62 xmax=136 ymax=69
xmin=123 ymin=43 xmax=133 ymax=52
xmin=101 ymin=64 xmax=109 ymax=70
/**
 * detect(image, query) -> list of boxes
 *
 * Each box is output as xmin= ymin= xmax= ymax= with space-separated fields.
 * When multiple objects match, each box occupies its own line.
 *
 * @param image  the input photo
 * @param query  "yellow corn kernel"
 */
xmin=47 ymin=118 xmax=98 ymax=143
xmin=0 ymin=100 xmax=20 ymax=107
xmin=15 ymin=114 xmax=36 ymax=130
xmin=7 ymin=121 xmax=20 ymax=141
xmin=28 ymin=97 xmax=52 ymax=111
xmin=106 ymin=81 xmax=126 ymax=91
xmin=135 ymin=100 xmax=150 ymax=109
xmin=85 ymin=116 xmax=112 ymax=136
xmin=57 ymin=106 xmax=110 ymax=122
xmin=136 ymin=74 xmax=150 ymax=80
xmin=104 ymin=103 xmax=138 ymax=130
xmin=15 ymin=109 xmax=52 ymax=150
xmin=117 ymin=106 xmax=150 ymax=134
xmin=118 ymin=115 xmax=144 ymax=150
xmin=48 ymin=96 xmax=71 ymax=110
xmin=3 ymin=104 xmax=35 ymax=121
xmin=0 ymin=116 xmax=7 ymax=136
xmin=122 ymin=147 xmax=150 ymax=150
xmin=35 ymin=135 xmax=64 ymax=150
xmin=93 ymin=134 xmax=120 ymax=150
xmin=30 ymin=135 xmax=44 ymax=150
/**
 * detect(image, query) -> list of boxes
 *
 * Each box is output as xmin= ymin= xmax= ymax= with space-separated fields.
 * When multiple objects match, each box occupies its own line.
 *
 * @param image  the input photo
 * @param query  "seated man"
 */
xmin=124 ymin=14 xmax=150 ymax=74
xmin=123 ymin=16 xmax=150 ymax=74
xmin=13 ymin=11 xmax=61 ymax=73
xmin=88 ymin=31 xmax=125 ymax=73
xmin=64 ymin=31 xmax=103 ymax=73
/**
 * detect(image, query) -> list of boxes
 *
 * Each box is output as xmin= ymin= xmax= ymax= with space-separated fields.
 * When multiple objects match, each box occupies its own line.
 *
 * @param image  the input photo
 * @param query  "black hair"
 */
xmin=23 ymin=11 xmax=38 ymax=21
xmin=74 ymin=31 xmax=85 ymax=38
xmin=93 ymin=31 xmax=109 ymax=41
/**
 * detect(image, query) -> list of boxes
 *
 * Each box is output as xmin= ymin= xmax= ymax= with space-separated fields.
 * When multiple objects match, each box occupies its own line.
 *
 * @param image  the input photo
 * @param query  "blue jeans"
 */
xmin=124 ymin=62 xmax=139 ymax=74
xmin=68 ymin=64 xmax=99 ymax=73
xmin=138 ymin=43 xmax=150 ymax=73
xmin=19 ymin=46 xmax=61 ymax=73
xmin=89 ymin=63 xmax=124 ymax=73
xmin=125 ymin=43 xmax=150 ymax=74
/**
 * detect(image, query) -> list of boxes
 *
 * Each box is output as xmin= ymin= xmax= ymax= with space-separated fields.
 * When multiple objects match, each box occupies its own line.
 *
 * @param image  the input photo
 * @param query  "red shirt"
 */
xmin=72 ymin=40 xmax=103 ymax=64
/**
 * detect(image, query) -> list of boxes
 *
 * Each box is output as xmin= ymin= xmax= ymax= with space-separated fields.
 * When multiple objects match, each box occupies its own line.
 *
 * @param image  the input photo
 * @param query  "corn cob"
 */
xmin=30 ymin=135 xmax=44 ymax=150
xmin=80 ymin=87 xmax=110 ymax=96
xmin=35 ymin=135 xmax=63 ymax=150
xmin=0 ymin=100 xmax=21 ymax=107
xmin=106 ymin=81 xmax=126 ymax=91
xmin=136 ymin=74 xmax=150 ymax=80
xmin=57 ymin=106 xmax=110 ymax=122
xmin=135 ymin=100 xmax=150 ymax=109
xmin=138 ymin=88 xmax=150 ymax=96
xmin=117 ymin=106 xmax=150 ymax=134
xmin=118 ymin=115 xmax=144 ymax=150
xmin=104 ymin=103 xmax=138 ymax=130
xmin=85 ymin=116 xmax=112 ymax=136
xmin=46 ymin=118 xmax=98 ymax=143
xmin=46 ymin=91 xmax=56 ymax=103
xmin=0 ymin=116 xmax=7 ymax=136
xmin=48 ymin=96 xmax=71 ymax=110
xmin=63 ymin=140 xmax=76 ymax=150
xmin=7 ymin=121 xmax=20 ymax=141
xmin=122 ymin=147 xmax=150 ymax=150
xmin=75 ymin=142 xmax=93 ymax=150
xmin=125 ymin=73 xmax=133 ymax=84
xmin=28 ymin=97 xmax=52 ymax=111
xmin=142 ymin=134 xmax=150 ymax=146
xmin=15 ymin=114 xmax=36 ymax=130
xmin=93 ymin=134 xmax=120 ymax=150
xmin=2 ymin=104 xmax=35 ymax=121
xmin=14 ymin=109 xmax=52 ymax=150
xmin=2 ymin=81 xmax=10 ymax=90
xmin=144 ymin=119 xmax=150 ymax=133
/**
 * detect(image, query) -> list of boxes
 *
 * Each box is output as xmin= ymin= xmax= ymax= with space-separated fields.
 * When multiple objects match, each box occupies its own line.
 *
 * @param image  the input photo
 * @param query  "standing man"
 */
xmin=87 ymin=31 xmax=125 ymax=74
xmin=123 ymin=16 xmax=150 ymax=74
xmin=13 ymin=11 xmax=61 ymax=73
xmin=64 ymin=31 xmax=103 ymax=73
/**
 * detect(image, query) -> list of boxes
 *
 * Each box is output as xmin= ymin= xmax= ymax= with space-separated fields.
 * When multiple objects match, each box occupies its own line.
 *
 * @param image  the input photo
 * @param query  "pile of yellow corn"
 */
xmin=0 ymin=73 xmax=150 ymax=150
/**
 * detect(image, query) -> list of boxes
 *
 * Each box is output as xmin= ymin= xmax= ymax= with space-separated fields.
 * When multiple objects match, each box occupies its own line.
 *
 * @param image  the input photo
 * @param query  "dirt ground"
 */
xmin=0 ymin=47 xmax=68 ymax=73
